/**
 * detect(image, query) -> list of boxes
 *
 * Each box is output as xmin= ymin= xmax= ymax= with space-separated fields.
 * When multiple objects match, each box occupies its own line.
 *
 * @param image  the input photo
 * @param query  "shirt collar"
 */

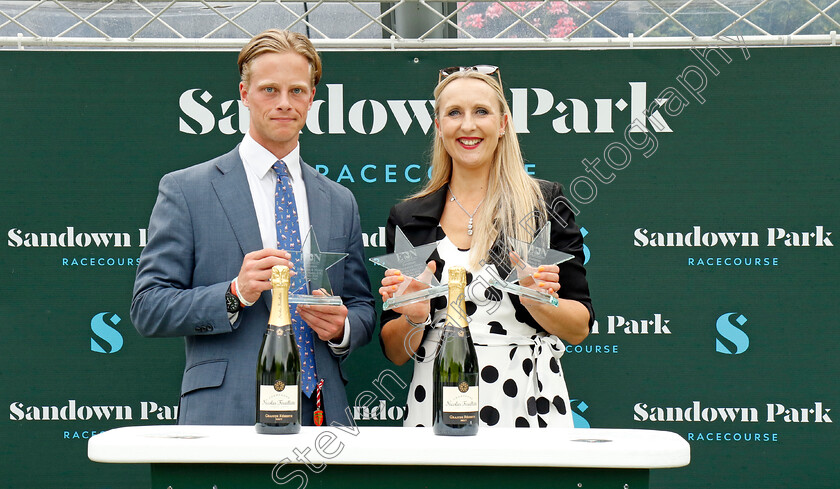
xmin=241 ymin=132 xmax=302 ymax=183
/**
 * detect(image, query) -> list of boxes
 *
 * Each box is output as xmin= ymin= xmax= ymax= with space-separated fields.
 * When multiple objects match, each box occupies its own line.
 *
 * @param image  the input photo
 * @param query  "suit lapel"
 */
xmin=210 ymin=147 xmax=263 ymax=256
xmin=402 ymin=186 xmax=448 ymax=245
xmin=300 ymin=158 xmax=332 ymax=249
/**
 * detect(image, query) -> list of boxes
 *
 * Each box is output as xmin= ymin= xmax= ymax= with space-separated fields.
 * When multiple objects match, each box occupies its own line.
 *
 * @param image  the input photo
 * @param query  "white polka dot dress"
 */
xmin=403 ymin=237 xmax=573 ymax=428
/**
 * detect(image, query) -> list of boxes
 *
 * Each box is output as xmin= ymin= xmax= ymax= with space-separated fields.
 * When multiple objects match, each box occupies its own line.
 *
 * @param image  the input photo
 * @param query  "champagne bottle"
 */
xmin=433 ymin=266 xmax=479 ymax=436
xmin=255 ymin=265 xmax=301 ymax=434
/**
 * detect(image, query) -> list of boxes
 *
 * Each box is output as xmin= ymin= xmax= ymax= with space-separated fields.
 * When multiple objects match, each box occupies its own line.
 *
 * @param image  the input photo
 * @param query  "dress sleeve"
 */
xmin=508 ymin=181 xmax=595 ymax=332
xmin=544 ymin=181 xmax=595 ymax=329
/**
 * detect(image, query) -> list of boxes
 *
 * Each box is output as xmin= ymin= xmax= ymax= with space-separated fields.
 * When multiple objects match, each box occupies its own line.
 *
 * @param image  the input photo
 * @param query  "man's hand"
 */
xmin=236 ymin=248 xmax=296 ymax=304
xmin=297 ymin=289 xmax=348 ymax=341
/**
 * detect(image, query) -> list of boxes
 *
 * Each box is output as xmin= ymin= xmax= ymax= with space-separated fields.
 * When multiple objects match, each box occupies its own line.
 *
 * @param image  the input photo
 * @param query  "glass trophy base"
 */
xmin=288 ymin=295 xmax=343 ymax=306
xmin=490 ymin=279 xmax=559 ymax=307
xmin=383 ymin=285 xmax=448 ymax=311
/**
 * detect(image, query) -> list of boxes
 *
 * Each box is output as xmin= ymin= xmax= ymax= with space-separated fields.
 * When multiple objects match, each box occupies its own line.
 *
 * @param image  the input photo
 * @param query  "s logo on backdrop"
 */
xmin=571 ymin=399 xmax=591 ymax=428
xmin=715 ymin=312 xmax=749 ymax=355
xmin=580 ymin=227 xmax=590 ymax=265
xmin=90 ymin=312 xmax=124 ymax=354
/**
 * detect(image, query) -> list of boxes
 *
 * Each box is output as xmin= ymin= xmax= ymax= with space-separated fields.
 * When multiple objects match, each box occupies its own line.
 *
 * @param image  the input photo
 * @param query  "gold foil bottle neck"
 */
xmin=270 ymin=265 xmax=291 ymax=290
xmin=446 ymin=266 xmax=469 ymax=329
xmin=447 ymin=266 xmax=467 ymax=290
xmin=269 ymin=265 xmax=292 ymax=327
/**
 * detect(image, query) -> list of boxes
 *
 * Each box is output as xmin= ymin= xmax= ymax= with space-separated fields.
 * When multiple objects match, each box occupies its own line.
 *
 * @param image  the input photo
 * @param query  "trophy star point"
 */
xmin=505 ymin=222 xmax=574 ymax=282
xmin=300 ymin=227 xmax=348 ymax=294
xmin=368 ymin=226 xmax=440 ymax=286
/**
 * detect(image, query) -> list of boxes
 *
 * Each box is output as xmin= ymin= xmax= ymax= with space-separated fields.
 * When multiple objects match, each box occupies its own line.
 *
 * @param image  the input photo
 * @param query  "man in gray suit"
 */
xmin=131 ymin=29 xmax=375 ymax=426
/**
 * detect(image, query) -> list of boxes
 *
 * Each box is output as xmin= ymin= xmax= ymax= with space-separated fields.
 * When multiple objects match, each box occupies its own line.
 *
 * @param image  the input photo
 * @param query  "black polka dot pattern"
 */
xmin=515 ymin=416 xmax=530 ymax=427
xmin=414 ymin=385 xmax=426 ymax=403
xmin=484 ymin=286 xmax=503 ymax=302
xmin=552 ymin=396 xmax=567 ymax=415
xmin=480 ymin=406 xmax=500 ymax=426
xmin=481 ymin=365 xmax=499 ymax=383
xmin=526 ymin=397 xmax=537 ymax=416
xmin=549 ymin=357 xmax=560 ymax=373
xmin=522 ymin=358 xmax=533 ymax=376
xmin=430 ymin=295 xmax=447 ymax=312
xmin=503 ymin=379 xmax=518 ymax=398
xmin=536 ymin=397 xmax=550 ymax=415
xmin=488 ymin=321 xmax=508 ymax=335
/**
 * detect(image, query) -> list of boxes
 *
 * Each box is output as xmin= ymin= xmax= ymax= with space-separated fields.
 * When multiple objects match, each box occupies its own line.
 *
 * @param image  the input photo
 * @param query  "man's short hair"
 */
xmin=238 ymin=29 xmax=322 ymax=87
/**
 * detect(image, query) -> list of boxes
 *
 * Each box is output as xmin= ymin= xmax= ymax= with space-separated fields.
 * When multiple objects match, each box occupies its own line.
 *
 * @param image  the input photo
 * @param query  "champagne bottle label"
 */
xmin=258 ymin=383 xmax=299 ymax=424
xmin=442 ymin=379 xmax=479 ymax=425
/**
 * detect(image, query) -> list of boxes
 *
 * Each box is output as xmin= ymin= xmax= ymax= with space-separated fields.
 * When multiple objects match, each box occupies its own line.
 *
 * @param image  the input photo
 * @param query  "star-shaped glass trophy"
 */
xmin=369 ymin=226 xmax=448 ymax=310
xmin=287 ymin=227 xmax=347 ymax=306
xmin=488 ymin=222 xmax=573 ymax=307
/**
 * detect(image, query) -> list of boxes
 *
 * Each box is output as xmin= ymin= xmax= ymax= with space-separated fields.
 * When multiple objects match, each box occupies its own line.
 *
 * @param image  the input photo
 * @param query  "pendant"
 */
xmin=467 ymin=218 xmax=473 ymax=236
xmin=314 ymin=409 xmax=324 ymax=426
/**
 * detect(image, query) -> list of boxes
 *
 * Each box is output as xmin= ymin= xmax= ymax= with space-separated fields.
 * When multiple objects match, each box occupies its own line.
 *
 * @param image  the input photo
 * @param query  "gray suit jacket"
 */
xmin=131 ymin=146 xmax=375 ymax=426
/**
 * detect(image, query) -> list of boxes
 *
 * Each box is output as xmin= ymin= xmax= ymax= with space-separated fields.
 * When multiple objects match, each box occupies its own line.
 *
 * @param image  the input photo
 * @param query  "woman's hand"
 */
xmin=509 ymin=252 xmax=588 ymax=344
xmin=379 ymin=261 xmax=438 ymax=365
xmin=378 ymin=261 xmax=437 ymax=323
xmin=509 ymin=252 xmax=560 ymax=306
xmin=518 ymin=264 xmax=561 ymax=306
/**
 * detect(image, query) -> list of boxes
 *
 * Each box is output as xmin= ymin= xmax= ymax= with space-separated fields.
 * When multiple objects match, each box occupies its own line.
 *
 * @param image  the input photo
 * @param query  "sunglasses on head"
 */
xmin=438 ymin=65 xmax=502 ymax=87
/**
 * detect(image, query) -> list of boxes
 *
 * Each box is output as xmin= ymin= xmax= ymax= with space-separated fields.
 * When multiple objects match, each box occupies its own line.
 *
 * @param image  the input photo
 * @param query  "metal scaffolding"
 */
xmin=1 ymin=0 xmax=838 ymax=49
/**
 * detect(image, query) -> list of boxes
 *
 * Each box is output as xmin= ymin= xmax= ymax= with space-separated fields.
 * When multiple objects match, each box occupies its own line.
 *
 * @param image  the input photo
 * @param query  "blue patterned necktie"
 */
xmin=273 ymin=160 xmax=318 ymax=397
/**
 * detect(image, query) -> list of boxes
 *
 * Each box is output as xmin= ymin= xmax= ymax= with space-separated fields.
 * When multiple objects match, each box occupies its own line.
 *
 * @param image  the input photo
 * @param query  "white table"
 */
xmin=89 ymin=425 xmax=689 ymax=488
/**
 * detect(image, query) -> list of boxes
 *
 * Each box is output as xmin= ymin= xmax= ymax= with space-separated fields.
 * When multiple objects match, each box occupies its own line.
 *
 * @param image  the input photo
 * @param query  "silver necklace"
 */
xmin=448 ymin=186 xmax=485 ymax=236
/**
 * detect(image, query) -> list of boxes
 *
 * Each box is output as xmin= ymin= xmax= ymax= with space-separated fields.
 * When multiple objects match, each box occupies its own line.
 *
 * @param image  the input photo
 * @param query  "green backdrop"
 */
xmin=1 ymin=45 xmax=838 ymax=489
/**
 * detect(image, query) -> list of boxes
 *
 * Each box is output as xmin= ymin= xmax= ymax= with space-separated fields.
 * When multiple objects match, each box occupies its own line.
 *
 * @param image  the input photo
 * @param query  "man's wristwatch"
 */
xmin=225 ymin=284 xmax=242 ymax=313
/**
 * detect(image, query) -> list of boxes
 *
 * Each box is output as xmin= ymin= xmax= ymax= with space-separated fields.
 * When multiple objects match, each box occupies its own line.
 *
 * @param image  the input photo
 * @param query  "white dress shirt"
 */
xmin=236 ymin=133 xmax=350 ymax=350
xmin=239 ymin=133 xmax=309 ymax=250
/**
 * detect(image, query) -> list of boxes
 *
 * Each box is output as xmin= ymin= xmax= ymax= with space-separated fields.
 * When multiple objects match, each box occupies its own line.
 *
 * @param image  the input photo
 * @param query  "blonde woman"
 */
xmin=379 ymin=66 xmax=593 ymax=428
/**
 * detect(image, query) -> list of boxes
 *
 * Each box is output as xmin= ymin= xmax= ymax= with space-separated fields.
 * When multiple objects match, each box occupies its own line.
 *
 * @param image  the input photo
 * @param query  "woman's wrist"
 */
xmin=404 ymin=313 xmax=432 ymax=328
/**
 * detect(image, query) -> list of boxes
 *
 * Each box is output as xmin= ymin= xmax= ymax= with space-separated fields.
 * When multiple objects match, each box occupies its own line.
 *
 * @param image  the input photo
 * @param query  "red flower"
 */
xmin=548 ymin=2 xmax=569 ymax=15
xmin=485 ymin=3 xmax=503 ymax=19
xmin=503 ymin=2 xmax=528 ymax=13
xmin=461 ymin=13 xmax=486 ymax=29
xmin=550 ymin=16 xmax=577 ymax=37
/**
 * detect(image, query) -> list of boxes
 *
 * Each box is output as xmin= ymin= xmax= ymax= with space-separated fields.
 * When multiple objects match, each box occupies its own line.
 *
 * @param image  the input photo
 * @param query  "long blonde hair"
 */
xmin=413 ymin=70 xmax=546 ymax=269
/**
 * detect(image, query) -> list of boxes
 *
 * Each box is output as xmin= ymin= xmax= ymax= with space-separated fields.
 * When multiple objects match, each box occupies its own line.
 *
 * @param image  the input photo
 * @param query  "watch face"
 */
xmin=225 ymin=290 xmax=241 ymax=313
